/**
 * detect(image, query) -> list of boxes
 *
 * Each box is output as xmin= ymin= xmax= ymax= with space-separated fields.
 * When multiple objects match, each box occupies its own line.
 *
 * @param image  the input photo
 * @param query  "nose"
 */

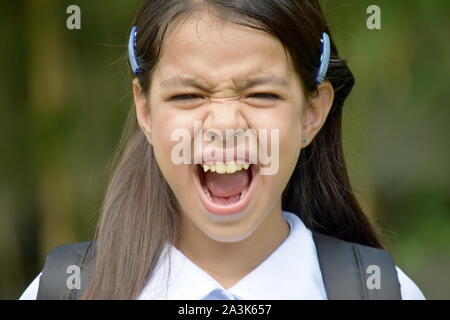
xmin=202 ymin=97 xmax=248 ymax=143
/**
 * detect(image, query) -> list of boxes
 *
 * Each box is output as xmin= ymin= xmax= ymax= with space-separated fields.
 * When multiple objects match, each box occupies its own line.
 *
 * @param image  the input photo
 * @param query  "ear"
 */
xmin=133 ymin=78 xmax=152 ymax=144
xmin=301 ymin=80 xmax=334 ymax=148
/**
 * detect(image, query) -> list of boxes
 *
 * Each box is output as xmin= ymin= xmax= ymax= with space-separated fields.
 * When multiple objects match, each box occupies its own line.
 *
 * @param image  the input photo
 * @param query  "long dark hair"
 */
xmin=82 ymin=0 xmax=383 ymax=300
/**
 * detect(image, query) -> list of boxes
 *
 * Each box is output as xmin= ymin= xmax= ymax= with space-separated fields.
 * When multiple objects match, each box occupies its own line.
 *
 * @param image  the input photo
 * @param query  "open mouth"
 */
xmin=193 ymin=161 xmax=259 ymax=216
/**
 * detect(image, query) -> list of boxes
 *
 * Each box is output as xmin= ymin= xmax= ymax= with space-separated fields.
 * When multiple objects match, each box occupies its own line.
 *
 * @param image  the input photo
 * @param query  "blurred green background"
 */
xmin=0 ymin=0 xmax=448 ymax=299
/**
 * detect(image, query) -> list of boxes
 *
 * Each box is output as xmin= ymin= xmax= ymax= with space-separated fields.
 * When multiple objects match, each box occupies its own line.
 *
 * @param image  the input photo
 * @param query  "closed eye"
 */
xmin=169 ymin=94 xmax=202 ymax=101
xmin=169 ymin=93 xmax=280 ymax=101
xmin=248 ymin=93 xmax=280 ymax=100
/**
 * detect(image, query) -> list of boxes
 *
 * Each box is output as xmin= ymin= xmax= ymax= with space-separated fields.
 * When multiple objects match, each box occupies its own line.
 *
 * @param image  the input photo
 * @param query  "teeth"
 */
xmin=227 ymin=163 xmax=238 ymax=174
xmin=216 ymin=163 xmax=226 ymax=174
xmin=202 ymin=184 xmax=212 ymax=201
xmin=240 ymin=185 xmax=249 ymax=199
xmin=201 ymin=162 xmax=251 ymax=174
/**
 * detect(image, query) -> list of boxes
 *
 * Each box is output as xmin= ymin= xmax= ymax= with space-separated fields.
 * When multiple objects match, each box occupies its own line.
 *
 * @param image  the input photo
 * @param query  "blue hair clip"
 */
xmin=129 ymin=27 xmax=329 ymax=82
xmin=128 ymin=26 xmax=142 ymax=75
xmin=315 ymin=32 xmax=330 ymax=85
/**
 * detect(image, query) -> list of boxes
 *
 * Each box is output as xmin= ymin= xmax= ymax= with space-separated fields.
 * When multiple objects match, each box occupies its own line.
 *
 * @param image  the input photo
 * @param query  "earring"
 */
xmin=302 ymin=137 xmax=308 ymax=143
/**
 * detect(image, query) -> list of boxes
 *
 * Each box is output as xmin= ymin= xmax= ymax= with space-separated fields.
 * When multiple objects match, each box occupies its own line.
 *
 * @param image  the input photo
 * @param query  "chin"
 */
xmin=198 ymin=221 xmax=259 ymax=243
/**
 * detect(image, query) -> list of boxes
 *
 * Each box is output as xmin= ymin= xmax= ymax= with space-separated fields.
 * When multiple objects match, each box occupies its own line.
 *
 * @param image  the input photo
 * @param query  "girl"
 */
xmin=20 ymin=0 xmax=425 ymax=300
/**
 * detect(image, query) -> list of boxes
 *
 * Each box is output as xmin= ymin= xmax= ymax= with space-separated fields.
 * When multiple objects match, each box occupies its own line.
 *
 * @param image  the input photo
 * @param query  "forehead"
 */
xmin=153 ymin=11 xmax=295 ymax=90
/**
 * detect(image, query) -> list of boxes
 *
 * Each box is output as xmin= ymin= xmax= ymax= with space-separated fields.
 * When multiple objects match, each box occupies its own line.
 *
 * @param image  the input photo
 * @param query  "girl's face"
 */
xmin=134 ymin=12 xmax=333 ymax=242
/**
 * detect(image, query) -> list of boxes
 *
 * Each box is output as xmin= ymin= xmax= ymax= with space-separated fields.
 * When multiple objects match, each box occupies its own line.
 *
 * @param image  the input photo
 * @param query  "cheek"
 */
xmin=252 ymin=104 xmax=302 ymax=191
xmin=280 ymin=130 xmax=302 ymax=178
xmin=150 ymin=110 xmax=194 ymax=185
xmin=151 ymin=107 xmax=195 ymax=154
xmin=248 ymin=103 xmax=303 ymax=154
xmin=279 ymin=108 xmax=303 ymax=178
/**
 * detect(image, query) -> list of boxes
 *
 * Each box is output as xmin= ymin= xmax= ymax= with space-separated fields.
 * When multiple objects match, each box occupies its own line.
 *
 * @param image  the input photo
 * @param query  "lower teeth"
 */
xmin=240 ymin=186 xmax=249 ymax=199
xmin=202 ymin=185 xmax=213 ymax=201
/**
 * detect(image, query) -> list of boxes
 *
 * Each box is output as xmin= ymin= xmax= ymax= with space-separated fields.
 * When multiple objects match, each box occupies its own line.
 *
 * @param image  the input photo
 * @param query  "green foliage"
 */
xmin=0 ymin=0 xmax=448 ymax=299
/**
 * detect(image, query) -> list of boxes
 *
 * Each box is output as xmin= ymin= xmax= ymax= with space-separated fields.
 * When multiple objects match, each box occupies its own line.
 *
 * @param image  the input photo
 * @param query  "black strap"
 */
xmin=36 ymin=234 xmax=401 ymax=299
xmin=36 ymin=241 xmax=95 ymax=300
xmin=312 ymin=231 xmax=402 ymax=299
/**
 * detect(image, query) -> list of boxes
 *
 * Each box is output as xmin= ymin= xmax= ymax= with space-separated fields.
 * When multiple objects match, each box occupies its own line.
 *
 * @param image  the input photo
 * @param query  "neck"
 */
xmin=176 ymin=201 xmax=290 ymax=289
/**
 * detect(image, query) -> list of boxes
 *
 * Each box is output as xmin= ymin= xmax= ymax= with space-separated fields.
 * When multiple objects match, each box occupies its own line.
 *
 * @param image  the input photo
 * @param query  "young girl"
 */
xmin=20 ymin=0 xmax=425 ymax=300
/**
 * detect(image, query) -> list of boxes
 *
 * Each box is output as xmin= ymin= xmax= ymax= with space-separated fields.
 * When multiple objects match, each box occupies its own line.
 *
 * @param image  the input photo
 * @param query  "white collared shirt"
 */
xmin=19 ymin=211 xmax=426 ymax=300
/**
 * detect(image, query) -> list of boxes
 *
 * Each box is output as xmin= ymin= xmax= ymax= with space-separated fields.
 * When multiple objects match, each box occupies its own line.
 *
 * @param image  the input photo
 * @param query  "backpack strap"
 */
xmin=36 ymin=241 xmax=95 ymax=300
xmin=312 ymin=231 xmax=402 ymax=300
xmin=37 ymin=234 xmax=401 ymax=300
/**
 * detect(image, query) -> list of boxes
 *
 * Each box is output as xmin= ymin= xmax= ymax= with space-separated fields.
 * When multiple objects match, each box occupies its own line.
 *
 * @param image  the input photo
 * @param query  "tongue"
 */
xmin=205 ymin=169 xmax=250 ymax=198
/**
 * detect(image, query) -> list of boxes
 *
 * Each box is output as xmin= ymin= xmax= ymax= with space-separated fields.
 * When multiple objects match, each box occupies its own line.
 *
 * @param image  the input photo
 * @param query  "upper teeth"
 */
xmin=202 ymin=162 xmax=250 ymax=174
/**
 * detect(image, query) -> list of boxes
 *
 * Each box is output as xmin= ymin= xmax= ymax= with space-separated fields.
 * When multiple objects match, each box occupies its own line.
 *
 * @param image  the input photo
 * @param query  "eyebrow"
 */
xmin=160 ymin=76 xmax=289 ymax=91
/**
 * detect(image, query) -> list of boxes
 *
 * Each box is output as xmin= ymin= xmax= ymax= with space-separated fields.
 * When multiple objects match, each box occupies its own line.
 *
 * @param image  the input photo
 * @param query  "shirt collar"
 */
xmin=138 ymin=211 xmax=327 ymax=300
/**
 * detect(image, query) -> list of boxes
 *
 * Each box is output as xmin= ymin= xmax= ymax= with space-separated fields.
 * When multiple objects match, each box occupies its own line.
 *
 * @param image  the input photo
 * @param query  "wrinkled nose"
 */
xmin=202 ymin=96 xmax=249 ymax=144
